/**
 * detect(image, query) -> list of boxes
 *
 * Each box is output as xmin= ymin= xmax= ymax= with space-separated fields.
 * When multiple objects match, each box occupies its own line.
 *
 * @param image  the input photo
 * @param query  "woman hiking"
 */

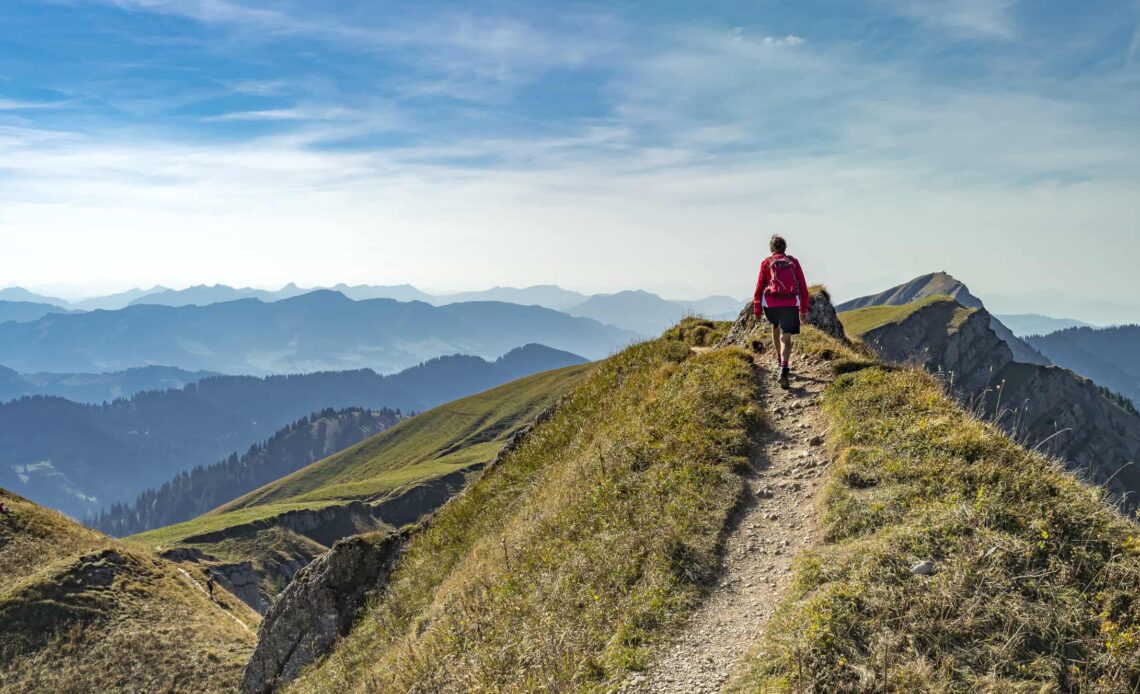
xmin=753 ymin=234 xmax=811 ymax=389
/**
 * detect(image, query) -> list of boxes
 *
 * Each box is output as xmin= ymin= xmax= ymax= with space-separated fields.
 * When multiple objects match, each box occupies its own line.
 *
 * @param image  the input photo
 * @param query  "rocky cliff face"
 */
xmin=240 ymin=532 xmax=406 ymax=694
xmin=160 ymin=547 xmax=267 ymax=613
xmin=236 ymin=401 xmax=566 ymax=692
xmin=858 ymin=299 xmax=1140 ymax=510
xmin=836 ymin=271 xmax=1050 ymax=366
xmin=859 ymin=302 xmax=1012 ymax=395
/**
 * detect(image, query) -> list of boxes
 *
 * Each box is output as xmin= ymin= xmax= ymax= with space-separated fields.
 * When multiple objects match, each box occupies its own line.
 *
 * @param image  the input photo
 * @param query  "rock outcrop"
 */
xmin=240 ymin=532 xmax=406 ymax=694
xmin=859 ymin=301 xmax=1010 ymax=394
xmin=211 ymin=562 xmax=266 ymax=614
xmin=237 ymin=399 xmax=566 ymax=692
xmin=721 ymin=288 xmax=848 ymax=347
xmin=178 ymin=501 xmax=388 ymax=548
xmin=835 ymin=271 xmax=1050 ymax=366
xmin=159 ymin=547 xmax=268 ymax=613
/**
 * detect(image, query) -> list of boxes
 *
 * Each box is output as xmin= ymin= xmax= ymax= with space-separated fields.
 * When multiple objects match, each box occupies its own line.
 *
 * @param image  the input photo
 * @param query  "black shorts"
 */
xmin=763 ymin=306 xmax=801 ymax=334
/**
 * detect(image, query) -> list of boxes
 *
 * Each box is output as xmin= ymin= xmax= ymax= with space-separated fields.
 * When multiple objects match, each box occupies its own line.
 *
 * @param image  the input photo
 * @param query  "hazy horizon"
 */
xmin=6 ymin=275 xmax=1140 ymax=326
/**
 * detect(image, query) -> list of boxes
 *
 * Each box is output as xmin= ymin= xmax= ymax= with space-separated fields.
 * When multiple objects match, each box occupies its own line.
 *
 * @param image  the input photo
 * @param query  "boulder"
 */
xmin=720 ymin=288 xmax=848 ymax=347
xmin=239 ymin=532 xmax=406 ymax=694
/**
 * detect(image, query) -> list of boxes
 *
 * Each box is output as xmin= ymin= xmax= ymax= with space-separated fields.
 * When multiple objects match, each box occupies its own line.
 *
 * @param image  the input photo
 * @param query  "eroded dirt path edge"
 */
xmin=623 ymin=352 xmax=834 ymax=694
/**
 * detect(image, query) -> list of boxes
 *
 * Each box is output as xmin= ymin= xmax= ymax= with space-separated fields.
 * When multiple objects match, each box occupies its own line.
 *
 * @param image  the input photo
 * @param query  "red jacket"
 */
xmin=754 ymin=253 xmax=810 ymax=314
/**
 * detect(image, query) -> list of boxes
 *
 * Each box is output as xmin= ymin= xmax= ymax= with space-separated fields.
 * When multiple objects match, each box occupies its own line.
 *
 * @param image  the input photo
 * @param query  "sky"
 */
xmin=1 ymin=0 xmax=1138 ymax=311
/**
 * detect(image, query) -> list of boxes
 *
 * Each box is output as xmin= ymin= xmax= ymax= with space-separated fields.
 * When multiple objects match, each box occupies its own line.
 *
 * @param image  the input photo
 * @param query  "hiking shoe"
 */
xmin=778 ymin=366 xmax=790 ymax=390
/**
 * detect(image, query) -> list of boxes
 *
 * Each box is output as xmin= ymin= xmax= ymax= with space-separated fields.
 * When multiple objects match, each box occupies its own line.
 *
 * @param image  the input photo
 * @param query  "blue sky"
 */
xmin=1 ymin=0 xmax=1138 ymax=314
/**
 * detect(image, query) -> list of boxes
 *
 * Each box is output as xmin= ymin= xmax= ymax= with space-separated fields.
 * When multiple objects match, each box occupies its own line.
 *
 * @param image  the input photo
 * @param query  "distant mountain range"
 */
xmin=0 ymin=364 xmax=217 ymax=404
xmin=836 ymin=272 xmax=1050 ymax=366
xmin=0 ymin=343 xmax=586 ymax=520
xmin=0 ymin=283 xmax=744 ymax=336
xmin=1025 ymin=325 xmax=1140 ymax=409
xmin=0 ymin=287 xmax=70 ymax=306
xmin=0 ymin=300 xmax=75 ymax=324
xmin=0 ymin=291 xmax=625 ymax=375
xmin=565 ymin=290 xmax=741 ymax=336
xmin=995 ymin=314 xmax=1093 ymax=337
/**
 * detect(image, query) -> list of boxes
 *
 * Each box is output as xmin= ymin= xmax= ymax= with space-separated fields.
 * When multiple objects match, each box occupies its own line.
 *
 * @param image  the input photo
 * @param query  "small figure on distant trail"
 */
xmin=0 ymin=501 xmax=10 ymax=516
xmin=206 ymin=573 xmax=217 ymax=598
xmin=754 ymin=234 xmax=811 ymax=390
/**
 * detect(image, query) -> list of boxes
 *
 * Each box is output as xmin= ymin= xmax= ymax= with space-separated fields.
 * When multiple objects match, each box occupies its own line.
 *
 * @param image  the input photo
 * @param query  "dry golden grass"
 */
xmin=0 ymin=488 xmax=258 ymax=693
xmin=730 ymin=340 xmax=1140 ymax=692
xmin=287 ymin=327 xmax=761 ymax=693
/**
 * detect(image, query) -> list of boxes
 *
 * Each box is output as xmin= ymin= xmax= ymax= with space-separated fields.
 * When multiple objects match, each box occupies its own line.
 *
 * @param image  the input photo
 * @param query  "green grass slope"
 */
xmin=0 ymin=488 xmax=258 ymax=693
xmin=731 ymin=338 xmax=1140 ymax=691
xmin=838 ymin=294 xmax=971 ymax=339
xmin=127 ymin=365 xmax=593 ymax=605
xmin=131 ymin=365 xmax=590 ymax=553
xmin=286 ymin=320 xmax=761 ymax=692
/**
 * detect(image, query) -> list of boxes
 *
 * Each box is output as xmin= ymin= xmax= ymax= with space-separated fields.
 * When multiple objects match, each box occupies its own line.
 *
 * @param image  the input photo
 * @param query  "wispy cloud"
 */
xmin=762 ymin=34 xmax=805 ymax=47
xmin=0 ymin=98 xmax=68 ymax=111
xmin=202 ymin=106 xmax=359 ymax=122
xmin=890 ymin=0 xmax=1018 ymax=40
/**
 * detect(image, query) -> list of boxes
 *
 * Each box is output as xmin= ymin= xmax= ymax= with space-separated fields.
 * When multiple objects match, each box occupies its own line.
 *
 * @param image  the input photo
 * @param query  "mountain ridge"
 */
xmin=836 ymin=271 xmax=1051 ymax=366
xmin=0 ymin=291 xmax=623 ymax=375
xmin=1 ymin=345 xmax=586 ymax=520
xmin=840 ymin=296 xmax=1140 ymax=506
xmin=1025 ymin=324 xmax=1140 ymax=409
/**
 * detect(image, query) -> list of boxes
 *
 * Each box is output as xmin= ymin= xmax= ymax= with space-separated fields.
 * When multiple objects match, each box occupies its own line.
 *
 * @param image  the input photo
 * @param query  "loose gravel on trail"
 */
xmin=622 ymin=353 xmax=833 ymax=694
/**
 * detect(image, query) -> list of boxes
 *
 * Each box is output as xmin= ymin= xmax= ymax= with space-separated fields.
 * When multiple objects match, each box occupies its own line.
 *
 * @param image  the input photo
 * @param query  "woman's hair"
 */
xmin=769 ymin=234 xmax=787 ymax=254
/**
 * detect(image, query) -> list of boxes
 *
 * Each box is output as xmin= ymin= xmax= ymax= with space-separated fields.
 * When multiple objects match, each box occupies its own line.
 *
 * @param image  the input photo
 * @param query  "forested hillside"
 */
xmin=89 ymin=408 xmax=398 ymax=536
xmin=1 ymin=344 xmax=584 ymax=520
xmin=1026 ymin=324 xmax=1140 ymax=408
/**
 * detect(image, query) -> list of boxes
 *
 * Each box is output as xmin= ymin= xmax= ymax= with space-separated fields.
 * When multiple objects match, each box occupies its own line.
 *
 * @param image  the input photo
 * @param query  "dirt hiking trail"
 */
xmin=623 ymin=350 xmax=833 ymax=694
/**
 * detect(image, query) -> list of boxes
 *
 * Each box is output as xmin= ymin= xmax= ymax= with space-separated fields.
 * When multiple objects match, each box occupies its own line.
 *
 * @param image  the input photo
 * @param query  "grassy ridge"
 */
xmin=288 ymin=321 xmax=761 ymax=692
xmin=838 ymin=294 xmax=969 ymax=338
xmin=129 ymin=365 xmax=589 ymax=552
xmin=0 ymin=488 xmax=258 ymax=693
xmin=732 ymin=353 xmax=1140 ymax=691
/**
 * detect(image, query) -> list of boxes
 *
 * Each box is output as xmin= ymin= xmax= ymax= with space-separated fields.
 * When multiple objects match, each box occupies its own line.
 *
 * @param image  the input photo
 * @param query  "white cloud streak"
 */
xmin=890 ymin=0 xmax=1018 ymax=40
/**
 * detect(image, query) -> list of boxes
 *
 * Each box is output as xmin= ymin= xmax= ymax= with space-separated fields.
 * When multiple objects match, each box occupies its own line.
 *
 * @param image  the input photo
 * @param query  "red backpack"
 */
xmin=766 ymin=255 xmax=800 ymax=298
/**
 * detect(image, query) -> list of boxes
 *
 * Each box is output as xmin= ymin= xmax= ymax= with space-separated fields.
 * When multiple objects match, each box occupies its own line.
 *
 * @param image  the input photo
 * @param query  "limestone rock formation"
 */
xmin=835 ymin=271 xmax=1049 ymax=366
xmin=239 ymin=532 xmax=406 ymax=694
xmin=159 ymin=547 xmax=267 ymax=612
xmin=720 ymin=288 xmax=848 ymax=347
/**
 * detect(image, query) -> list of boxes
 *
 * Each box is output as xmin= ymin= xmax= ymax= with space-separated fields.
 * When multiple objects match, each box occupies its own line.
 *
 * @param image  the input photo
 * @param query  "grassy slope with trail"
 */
xmin=731 ymin=329 xmax=1140 ymax=691
xmin=286 ymin=319 xmax=763 ymax=692
xmin=0 ymin=488 xmax=258 ymax=693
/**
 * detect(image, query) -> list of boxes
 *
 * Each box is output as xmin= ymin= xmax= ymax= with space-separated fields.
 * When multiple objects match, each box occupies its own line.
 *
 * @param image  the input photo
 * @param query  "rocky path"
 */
xmin=176 ymin=566 xmax=254 ymax=633
xmin=623 ymin=352 xmax=833 ymax=694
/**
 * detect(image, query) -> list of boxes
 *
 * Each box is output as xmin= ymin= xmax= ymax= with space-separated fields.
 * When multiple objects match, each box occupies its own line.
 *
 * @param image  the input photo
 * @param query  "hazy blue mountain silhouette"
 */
xmin=0 ymin=365 xmax=217 ymax=404
xmin=995 ymin=314 xmax=1093 ymax=337
xmin=0 ymin=300 xmax=75 ymax=324
xmin=0 ymin=343 xmax=585 ymax=520
xmin=71 ymin=286 xmax=169 ymax=311
xmin=1026 ymin=325 xmax=1140 ymax=408
xmin=0 ymin=287 xmax=69 ymax=307
xmin=0 ymin=291 xmax=627 ymax=374
xmin=127 ymin=283 xmax=309 ymax=307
